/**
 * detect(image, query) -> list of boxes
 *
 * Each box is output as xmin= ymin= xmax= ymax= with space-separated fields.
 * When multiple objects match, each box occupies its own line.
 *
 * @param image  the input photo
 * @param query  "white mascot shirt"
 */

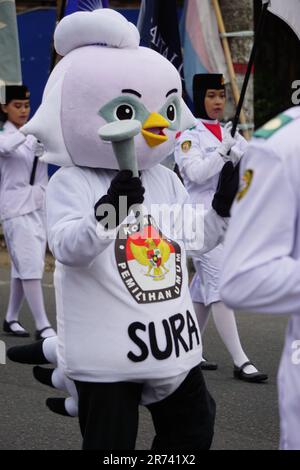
xmin=47 ymin=163 xmax=226 ymax=382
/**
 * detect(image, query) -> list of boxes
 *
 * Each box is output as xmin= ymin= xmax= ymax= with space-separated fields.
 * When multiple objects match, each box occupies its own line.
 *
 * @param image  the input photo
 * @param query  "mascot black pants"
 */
xmin=75 ymin=365 xmax=216 ymax=450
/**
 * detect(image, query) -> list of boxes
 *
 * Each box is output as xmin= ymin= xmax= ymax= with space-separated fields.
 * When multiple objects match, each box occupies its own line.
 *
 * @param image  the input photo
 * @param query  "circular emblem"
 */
xmin=237 ymin=169 xmax=254 ymax=201
xmin=181 ymin=140 xmax=192 ymax=153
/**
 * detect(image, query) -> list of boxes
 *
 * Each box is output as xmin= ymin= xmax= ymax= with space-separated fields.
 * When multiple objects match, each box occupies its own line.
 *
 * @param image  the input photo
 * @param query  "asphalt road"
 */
xmin=0 ymin=266 xmax=287 ymax=450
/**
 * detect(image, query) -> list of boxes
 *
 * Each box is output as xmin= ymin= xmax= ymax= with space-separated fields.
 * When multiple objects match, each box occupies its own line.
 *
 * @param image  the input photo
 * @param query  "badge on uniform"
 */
xmin=181 ymin=140 xmax=192 ymax=153
xmin=237 ymin=169 xmax=253 ymax=201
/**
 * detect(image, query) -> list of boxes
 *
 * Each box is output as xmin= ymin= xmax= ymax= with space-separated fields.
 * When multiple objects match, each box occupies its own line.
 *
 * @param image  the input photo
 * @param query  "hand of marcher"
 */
xmin=22 ymin=135 xmax=44 ymax=157
xmin=32 ymin=139 xmax=45 ymax=157
xmin=217 ymin=122 xmax=236 ymax=158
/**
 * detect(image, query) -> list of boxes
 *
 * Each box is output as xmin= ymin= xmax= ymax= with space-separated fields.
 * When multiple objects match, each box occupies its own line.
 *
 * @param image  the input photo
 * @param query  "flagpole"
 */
xmin=211 ymin=0 xmax=250 ymax=140
xmin=50 ymin=0 xmax=67 ymax=72
xmin=231 ymin=0 xmax=270 ymax=137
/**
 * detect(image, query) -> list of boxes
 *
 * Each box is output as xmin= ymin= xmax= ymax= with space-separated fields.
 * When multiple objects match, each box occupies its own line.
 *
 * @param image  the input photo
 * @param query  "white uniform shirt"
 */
xmin=0 ymin=121 xmax=48 ymax=220
xmin=46 ymin=164 xmax=227 ymax=383
xmin=174 ymin=120 xmax=247 ymax=305
xmin=174 ymin=119 xmax=248 ymax=209
xmin=219 ymin=107 xmax=300 ymax=450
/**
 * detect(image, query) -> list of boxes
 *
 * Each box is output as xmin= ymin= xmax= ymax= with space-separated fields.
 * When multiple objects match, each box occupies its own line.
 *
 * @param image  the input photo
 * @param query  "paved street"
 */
xmin=0 ymin=265 xmax=287 ymax=450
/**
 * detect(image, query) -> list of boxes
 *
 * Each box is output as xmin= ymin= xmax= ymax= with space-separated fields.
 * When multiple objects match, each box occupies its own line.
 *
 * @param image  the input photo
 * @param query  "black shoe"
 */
xmin=46 ymin=398 xmax=70 ymax=417
xmin=7 ymin=339 xmax=49 ymax=364
xmin=35 ymin=326 xmax=55 ymax=341
xmin=200 ymin=357 xmax=218 ymax=371
xmin=233 ymin=361 xmax=268 ymax=383
xmin=3 ymin=320 xmax=30 ymax=338
xmin=33 ymin=366 xmax=55 ymax=388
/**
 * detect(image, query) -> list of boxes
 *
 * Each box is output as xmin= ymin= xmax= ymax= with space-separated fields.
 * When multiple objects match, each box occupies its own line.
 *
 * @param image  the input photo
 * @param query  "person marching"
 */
xmin=220 ymin=106 xmax=300 ymax=449
xmin=175 ymin=74 xmax=267 ymax=382
xmin=0 ymin=85 xmax=55 ymax=339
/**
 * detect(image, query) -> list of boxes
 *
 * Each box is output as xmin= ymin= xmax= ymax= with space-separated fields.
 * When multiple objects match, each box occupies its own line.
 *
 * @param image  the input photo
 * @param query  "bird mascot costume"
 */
xmin=8 ymin=8 xmax=239 ymax=450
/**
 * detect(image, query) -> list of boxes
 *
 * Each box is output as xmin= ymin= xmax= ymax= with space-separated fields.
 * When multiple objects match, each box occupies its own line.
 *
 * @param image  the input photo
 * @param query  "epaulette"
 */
xmin=254 ymin=113 xmax=294 ymax=139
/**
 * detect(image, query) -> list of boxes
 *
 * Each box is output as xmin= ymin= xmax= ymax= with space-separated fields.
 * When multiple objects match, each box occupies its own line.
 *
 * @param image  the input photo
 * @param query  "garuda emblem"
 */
xmin=130 ymin=237 xmax=170 ymax=281
xmin=115 ymin=215 xmax=183 ymax=304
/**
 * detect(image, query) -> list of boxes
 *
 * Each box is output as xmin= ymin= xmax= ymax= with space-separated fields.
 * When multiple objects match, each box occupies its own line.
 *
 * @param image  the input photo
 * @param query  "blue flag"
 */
xmin=137 ymin=0 xmax=184 ymax=84
xmin=65 ymin=0 xmax=108 ymax=16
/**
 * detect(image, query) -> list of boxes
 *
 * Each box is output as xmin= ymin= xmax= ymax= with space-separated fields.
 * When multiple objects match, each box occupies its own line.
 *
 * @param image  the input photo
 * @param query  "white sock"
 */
xmin=193 ymin=302 xmax=211 ymax=332
xmin=52 ymin=368 xmax=78 ymax=416
xmin=52 ymin=367 xmax=78 ymax=402
xmin=64 ymin=397 xmax=78 ymax=417
xmin=211 ymin=302 xmax=257 ymax=374
xmin=52 ymin=368 xmax=67 ymax=391
xmin=5 ymin=278 xmax=25 ymax=332
xmin=64 ymin=375 xmax=78 ymax=401
xmin=22 ymin=279 xmax=55 ymax=334
xmin=193 ymin=302 xmax=210 ymax=362
xmin=42 ymin=336 xmax=58 ymax=365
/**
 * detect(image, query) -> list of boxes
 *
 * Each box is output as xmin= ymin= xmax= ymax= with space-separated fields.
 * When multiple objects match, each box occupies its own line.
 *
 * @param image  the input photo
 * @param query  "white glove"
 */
xmin=33 ymin=140 xmax=45 ymax=157
xmin=226 ymin=146 xmax=244 ymax=166
xmin=218 ymin=122 xmax=245 ymax=166
xmin=217 ymin=122 xmax=236 ymax=158
xmin=28 ymin=136 xmax=45 ymax=157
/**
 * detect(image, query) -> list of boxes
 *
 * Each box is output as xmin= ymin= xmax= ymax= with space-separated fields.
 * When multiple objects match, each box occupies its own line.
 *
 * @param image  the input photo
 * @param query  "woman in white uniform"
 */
xmin=175 ymin=74 xmax=267 ymax=382
xmin=0 ymin=85 xmax=55 ymax=339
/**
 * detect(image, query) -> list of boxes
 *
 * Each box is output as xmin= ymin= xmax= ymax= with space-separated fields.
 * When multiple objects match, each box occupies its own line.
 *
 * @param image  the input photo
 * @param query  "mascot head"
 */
xmin=22 ymin=9 xmax=195 ymax=170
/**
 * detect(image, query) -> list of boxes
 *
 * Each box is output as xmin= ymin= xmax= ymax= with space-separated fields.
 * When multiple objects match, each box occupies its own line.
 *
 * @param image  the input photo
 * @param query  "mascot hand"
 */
xmin=94 ymin=170 xmax=145 ymax=228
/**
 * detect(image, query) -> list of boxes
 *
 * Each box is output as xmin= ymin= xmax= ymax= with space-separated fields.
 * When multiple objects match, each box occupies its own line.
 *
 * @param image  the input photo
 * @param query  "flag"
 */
xmin=137 ymin=0 xmax=184 ymax=83
xmin=0 ymin=0 xmax=22 ymax=95
xmin=180 ymin=0 xmax=228 ymax=101
xmin=64 ymin=0 xmax=108 ymax=16
xmin=267 ymin=0 xmax=300 ymax=40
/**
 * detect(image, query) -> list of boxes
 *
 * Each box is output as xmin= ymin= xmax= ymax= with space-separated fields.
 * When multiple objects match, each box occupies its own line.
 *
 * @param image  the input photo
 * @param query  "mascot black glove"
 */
xmin=94 ymin=170 xmax=145 ymax=229
xmin=212 ymin=162 xmax=240 ymax=217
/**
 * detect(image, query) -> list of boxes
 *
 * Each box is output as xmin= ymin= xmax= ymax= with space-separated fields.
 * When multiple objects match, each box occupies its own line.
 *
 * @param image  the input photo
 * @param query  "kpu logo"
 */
xmin=115 ymin=214 xmax=182 ymax=304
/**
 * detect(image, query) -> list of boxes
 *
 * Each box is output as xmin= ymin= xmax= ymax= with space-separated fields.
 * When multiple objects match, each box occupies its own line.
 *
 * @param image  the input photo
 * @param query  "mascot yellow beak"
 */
xmin=141 ymin=113 xmax=170 ymax=147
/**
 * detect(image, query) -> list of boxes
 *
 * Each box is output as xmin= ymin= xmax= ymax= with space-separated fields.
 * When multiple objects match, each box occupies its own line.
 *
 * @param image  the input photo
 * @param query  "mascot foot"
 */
xmin=33 ymin=366 xmax=55 ymax=388
xmin=7 ymin=340 xmax=50 ymax=365
xmin=46 ymin=398 xmax=71 ymax=417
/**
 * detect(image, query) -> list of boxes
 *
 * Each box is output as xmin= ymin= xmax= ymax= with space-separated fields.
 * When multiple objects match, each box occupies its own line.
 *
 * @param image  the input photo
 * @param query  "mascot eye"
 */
xmin=166 ymin=104 xmax=176 ymax=122
xmin=115 ymin=104 xmax=135 ymax=120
